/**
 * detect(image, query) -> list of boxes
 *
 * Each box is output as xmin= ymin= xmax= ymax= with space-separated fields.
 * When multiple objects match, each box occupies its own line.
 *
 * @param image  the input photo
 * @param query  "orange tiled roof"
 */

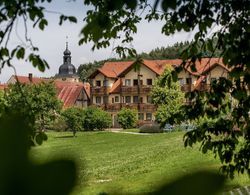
xmin=55 ymin=81 xmax=83 ymax=108
xmin=193 ymin=75 xmax=207 ymax=90
xmin=83 ymin=83 xmax=90 ymax=99
xmin=13 ymin=75 xmax=47 ymax=84
xmin=183 ymin=58 xmax=228 ymax=75
xmin=0 ymin=84 xmax=7 ymax=90
xmin=7 ymin=75 xmax=90 ymax=108
xmin=142 ymin=59 xmax=183 ymax=75
xmin=89 ymin=61 xmax=134 ymax=78
xmin=54 ymin=80 xmax=90 ymax=108
xmin=97 ymin=58 xmax=228 ymax=78
xmin=110 ymin=78 xmax=122 ymax=94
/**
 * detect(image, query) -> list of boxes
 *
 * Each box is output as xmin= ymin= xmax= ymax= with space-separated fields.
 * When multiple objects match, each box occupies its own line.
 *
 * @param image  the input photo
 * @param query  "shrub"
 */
xmin=61 ymin=107 xmax=84 ymax=135
xmin=82 ymin=107 xmax=112 ymax=131
xmin=117 ymin=108 xmax=137 ymax=129
xmin=48 ymin=116 xmax=68 ymax=132
xmin=139 ymin=123 xmax=163 ymax=133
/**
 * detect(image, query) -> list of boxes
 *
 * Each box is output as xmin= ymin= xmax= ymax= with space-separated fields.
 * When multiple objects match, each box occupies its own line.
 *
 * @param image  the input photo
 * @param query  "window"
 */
xmin=96 ymin=96 xmax=101 ymax=104
xmin=125 ymin=96 xmax=131 ymax=103
xmin=178 ymin=78 xmax=184 ymax=86
xmin=115 ymin=96 xmax=119 ymax=103
xmin=112 ymin=98 xmax=114 ymax=103
xmin=138 ymin=113 xmax=144 ymax=120
xmin=201 ymin=78 xmax=207 ymax=84
xmin=133 ymin=96 xmax=139 ymax=103
xmin=140 ymin=97 xmax=143 ymax=103
xmin=211 ymin=77 xmax=216 ymax=83
xmin=103 ymin=96 xmax=108 ymax=104
xmin=96 ymin=80 xmax=101 ymax=87
xmin=103 ymin=79 xmax=109 ymax=87
xmin=186 ymin=78 xmax=192 ymax=85
xmin=146 ymin=113 xmax=152 ymax=121
xmin=125 ymin=79 xmax=131 ymax=86
xmin=133 ymin=79 xmax=143 ymax=86
xmin=133 ymin=79 xmax=138 ymax=86
xmin=147 ymin=96 xmax=152 ymax=103
xmin=147 ymin=79 xmax=152 ymax=85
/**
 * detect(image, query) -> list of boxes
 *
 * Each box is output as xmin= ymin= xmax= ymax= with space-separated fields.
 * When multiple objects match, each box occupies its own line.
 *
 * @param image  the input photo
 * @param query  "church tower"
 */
xmin=56 ymin=41 xmax=79 ymax=82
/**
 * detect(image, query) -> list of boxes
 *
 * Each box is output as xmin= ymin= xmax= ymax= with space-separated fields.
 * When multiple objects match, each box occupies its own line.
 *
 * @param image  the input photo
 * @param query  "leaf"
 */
xmin=124 ymin=0 xmax=137 ymax=10
xmin=30 ymin=160 xmax=77 ymax=195
xmin=151 ymin=170 xmax=225 ymax=195
xmin=68 ymin=16 xmax=77 ymax=23
xmin=39 ymin=19 xmax=48 ymax=30
xmin=161 ymin=0 xmax=177 ymax=12
xmin=0 ymin=47 xmax=9 ymax=57
xmin=16 ymin=47 xmax=25 ymax=59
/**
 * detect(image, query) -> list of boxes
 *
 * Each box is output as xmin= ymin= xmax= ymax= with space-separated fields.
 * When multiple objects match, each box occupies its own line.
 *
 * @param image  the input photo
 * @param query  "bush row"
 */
xmin=50 ymin=106 xmax=112 ymax=133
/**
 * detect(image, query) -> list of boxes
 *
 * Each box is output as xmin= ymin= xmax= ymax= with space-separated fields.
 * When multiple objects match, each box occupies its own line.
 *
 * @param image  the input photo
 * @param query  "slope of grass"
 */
xmin=30 ymin=131 xmax=249 ymax=195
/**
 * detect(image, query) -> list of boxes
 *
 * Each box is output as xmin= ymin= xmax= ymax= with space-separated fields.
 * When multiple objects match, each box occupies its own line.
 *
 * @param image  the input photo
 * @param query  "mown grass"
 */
xmin=30 ymin=131 xmax=249 ymax=195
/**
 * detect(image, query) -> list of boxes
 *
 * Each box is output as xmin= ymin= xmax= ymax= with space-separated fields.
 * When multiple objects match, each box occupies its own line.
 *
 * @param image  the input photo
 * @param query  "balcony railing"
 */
xmin=121 ymin=85 xmax=152 ymax=94
xmin=181 ymin=84 xmax=194 ymax=92
xmin=104 ymin=103 xmax=156 ymax=112
xmin=197 ymin=83 xmax=210 ymax=91
xmin=91 ymin=86 xmax=107 ymax=95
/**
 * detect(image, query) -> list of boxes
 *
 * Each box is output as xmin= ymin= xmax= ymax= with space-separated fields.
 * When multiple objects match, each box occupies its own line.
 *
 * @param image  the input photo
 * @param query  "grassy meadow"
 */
xmin=30 ymin=131 xmax=249 ymax=195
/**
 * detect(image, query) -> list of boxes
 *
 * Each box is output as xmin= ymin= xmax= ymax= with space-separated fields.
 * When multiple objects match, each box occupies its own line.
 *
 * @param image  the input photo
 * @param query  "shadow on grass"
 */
xmin=55 ymin=135 xmax=75 ymax=139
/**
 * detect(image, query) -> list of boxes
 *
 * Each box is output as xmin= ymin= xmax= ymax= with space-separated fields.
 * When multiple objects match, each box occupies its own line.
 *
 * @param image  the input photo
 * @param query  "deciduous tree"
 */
xmin=151 ymin=68 xmax=185 ymax=127
xmin=117 ymin=108 xmax=137 ymax=129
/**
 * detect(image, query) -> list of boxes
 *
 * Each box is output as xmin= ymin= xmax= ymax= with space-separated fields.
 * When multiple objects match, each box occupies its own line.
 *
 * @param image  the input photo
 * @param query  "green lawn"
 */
xmin=30 ymin=131 xmax=249 ymax=195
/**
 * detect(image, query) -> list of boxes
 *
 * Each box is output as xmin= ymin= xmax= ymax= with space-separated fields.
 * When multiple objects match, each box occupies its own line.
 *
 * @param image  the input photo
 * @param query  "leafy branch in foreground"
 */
xmin=0 ymin=0 xmax=77 ymax=73
xmin=0 ymin=112 xmax=77 ymax=195
xmin=81 ymin=0 xmax=250 ymax=177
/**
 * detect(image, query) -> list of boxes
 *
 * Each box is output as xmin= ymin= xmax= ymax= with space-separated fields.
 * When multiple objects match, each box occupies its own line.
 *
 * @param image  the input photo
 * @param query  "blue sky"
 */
xmin=0 ymin=0 xmax=196 ymax=82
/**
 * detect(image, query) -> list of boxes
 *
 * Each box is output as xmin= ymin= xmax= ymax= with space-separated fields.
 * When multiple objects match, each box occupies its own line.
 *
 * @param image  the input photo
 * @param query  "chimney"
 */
xmin=28 ymin=73 xmax=33 ymax=82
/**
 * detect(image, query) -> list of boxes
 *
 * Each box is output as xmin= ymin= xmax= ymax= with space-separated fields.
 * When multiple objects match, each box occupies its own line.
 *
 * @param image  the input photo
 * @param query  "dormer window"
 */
xmin=186 ymin=78 xmax=192 ymax=85
xmin=103 ymin=79 xmax=109 ymax=87
xmin=96 ymin=80 xmax=101 ymax=87
xmin=147 ymin=79 xmax=152 ymax=85
xmin=125 ymin=79 xmax=131 ymax=86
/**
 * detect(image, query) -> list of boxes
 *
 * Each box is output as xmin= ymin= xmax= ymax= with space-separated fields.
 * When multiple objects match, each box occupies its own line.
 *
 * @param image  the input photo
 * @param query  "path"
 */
xmin=107 ymin=129 xmax=152 ymax=135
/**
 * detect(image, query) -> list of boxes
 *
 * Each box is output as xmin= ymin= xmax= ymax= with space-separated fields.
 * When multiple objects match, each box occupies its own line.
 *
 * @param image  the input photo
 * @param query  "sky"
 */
xmin=0 ymin=0 xmax=196 ymax=83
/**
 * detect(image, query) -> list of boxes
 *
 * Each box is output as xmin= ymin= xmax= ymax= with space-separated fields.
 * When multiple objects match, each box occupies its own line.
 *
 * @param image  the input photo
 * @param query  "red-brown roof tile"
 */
xmin=110 ymin=79 xmax=122 ymax=94
xmin=142 ymin=59 xmax=183 ymax=75
xmin=183 ymin=58 xmax=228 ymax=75
xmin=89 ymin=61 xmax=134 ymax=78
xmin=0 ymin=84 xmax=7 ymax=90
xmin=7 ymin=75 xmax=90 ymax=108
xmin=193 ymin=75 xmax=207 ymax=90
xmin=54 ymin=80 xmax=90 ymax=108
xmin=83 ymin=83 xmax=90 ymax=99
xmin=11 ymin=75 xmax=47 ymax=84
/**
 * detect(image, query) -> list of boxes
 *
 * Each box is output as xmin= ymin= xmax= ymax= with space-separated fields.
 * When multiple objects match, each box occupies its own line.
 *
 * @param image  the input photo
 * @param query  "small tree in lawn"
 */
xmin=5 ymin=82 xmax=62 ymax=133
xmin=117 ymin=108 xmax=137 ymax=129
xmin=82 ymin=107 xmax=112 ymax=131
xmin=61 ymin=107 xmax=84 ymax=136
xmin=151 ymin=68 xmax=185 ymax=127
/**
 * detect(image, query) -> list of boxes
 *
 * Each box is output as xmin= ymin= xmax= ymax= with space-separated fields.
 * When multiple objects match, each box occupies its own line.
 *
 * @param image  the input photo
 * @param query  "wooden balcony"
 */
xmin=121 ymin=85 xmax=152 ymax=94
xmin=197 ymin=83 xmax=210 ymax=91
xmin=106 ymin=103 xmax=121 ymax=112
xmin=91 ymin=86 xmax=108 ymax=95
xmin=105 ymin=103 xmax=156 ymax=112
xmin=181 ymin=84 xmax=194 ymax=92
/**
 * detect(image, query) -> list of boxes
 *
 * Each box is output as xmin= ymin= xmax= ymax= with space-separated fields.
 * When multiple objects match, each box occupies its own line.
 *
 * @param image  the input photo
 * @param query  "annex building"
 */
xmin=3 ymin=43 xmax=90 ymax=108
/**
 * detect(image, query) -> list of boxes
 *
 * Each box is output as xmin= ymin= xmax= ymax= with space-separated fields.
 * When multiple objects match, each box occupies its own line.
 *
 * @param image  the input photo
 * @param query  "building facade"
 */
xmin=88 ymin=58 xmax=229 ymax=127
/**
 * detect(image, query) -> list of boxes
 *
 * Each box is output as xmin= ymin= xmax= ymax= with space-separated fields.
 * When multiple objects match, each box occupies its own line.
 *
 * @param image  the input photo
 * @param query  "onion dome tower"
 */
xmin=58 ymin=41 xmax=77 ymax=77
